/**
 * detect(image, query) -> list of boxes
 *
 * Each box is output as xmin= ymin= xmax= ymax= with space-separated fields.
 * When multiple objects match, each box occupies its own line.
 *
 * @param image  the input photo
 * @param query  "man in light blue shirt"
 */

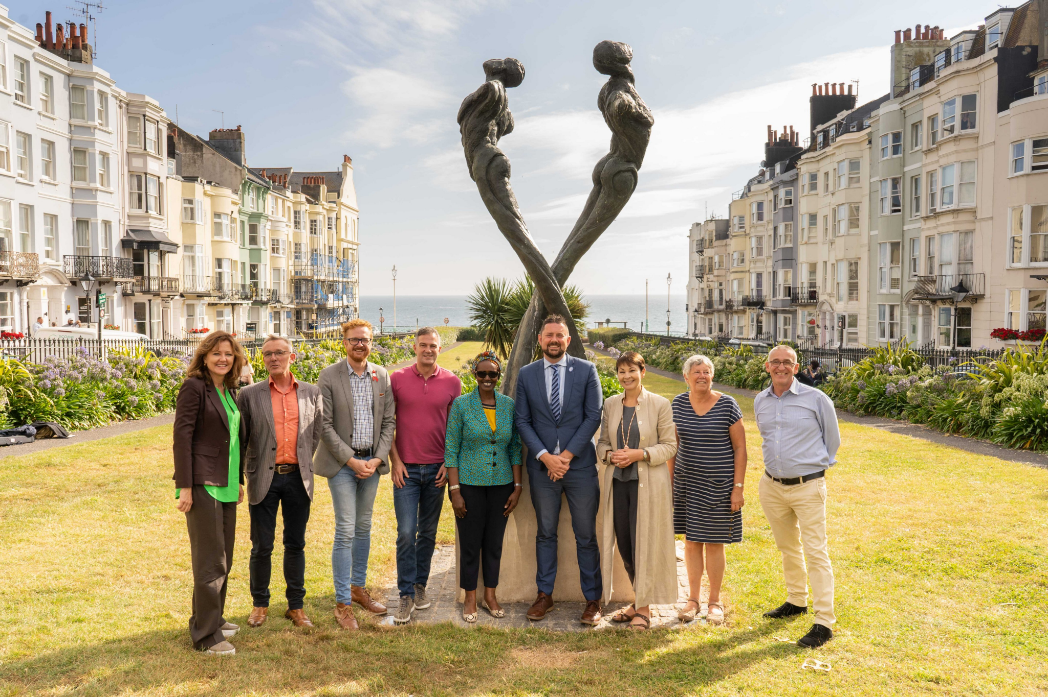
xmin=753 ymin=345 xmax=840 ymax=649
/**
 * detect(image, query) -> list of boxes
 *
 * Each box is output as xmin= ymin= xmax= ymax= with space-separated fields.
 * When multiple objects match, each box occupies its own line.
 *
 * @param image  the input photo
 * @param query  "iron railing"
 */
xmin=63 ymin=255 xmax=134 ymax=280
xmin=131 ymin=276 xmax=180 ymax=294
xmin=0 ymin=251 xmax=40 ymax=279
xmin=742 ymin=293 xmax=765 ymax=308
xmin=910 ymin=273 xmax=985 ymax=300
xmin=792 ymin=284 xmax=820 ymax=305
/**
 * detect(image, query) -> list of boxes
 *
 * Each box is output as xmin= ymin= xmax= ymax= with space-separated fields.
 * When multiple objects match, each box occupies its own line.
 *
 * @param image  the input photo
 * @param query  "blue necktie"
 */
xmin=550 ymin=364 xmax=561 ymax=422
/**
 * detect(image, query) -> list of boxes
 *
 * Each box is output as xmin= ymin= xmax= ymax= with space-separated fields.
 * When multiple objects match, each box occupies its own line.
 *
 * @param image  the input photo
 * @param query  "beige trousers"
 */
xmin=758 ymin=473 xmax=835 ymax=628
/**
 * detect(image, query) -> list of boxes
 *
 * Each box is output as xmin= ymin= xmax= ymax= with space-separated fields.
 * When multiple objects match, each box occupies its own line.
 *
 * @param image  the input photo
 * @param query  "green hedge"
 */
xmin=456 ymin=326 xmax=485 ymax=342
xmin=587 ymin=328 xmax=632 ymax=346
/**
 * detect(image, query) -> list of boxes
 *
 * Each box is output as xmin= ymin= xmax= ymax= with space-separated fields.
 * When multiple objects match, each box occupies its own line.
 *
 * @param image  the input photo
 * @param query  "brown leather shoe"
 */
xmin=581 ymin=600 xmax=602 ymax=626
xmin=333 ymin=602 xmax=359 ymax=630
xmin=285 ymin=608 xmax=314 ymax=628
xmin=247 ymin=607 xmax=268 ymax=627
xmin=527 ymin=592 xmax=554 ymax=621
xmin=351 ymin=585 xmax=387 ymax=615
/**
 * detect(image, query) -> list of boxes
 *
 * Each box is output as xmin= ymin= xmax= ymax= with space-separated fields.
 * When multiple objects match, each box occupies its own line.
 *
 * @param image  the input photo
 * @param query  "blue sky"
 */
xmin=16 ymin=0 xmax=990 ymax=295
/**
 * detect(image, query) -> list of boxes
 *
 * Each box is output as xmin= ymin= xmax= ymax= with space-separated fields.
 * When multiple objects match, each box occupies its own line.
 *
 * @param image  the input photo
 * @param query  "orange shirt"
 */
xmin=269 ymin=374 xmax=299 ymax=464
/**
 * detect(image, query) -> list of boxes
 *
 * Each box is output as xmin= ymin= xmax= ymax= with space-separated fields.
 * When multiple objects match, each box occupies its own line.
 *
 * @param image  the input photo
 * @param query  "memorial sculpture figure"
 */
xmin=458 ymin=42 xmax=653 ymax=396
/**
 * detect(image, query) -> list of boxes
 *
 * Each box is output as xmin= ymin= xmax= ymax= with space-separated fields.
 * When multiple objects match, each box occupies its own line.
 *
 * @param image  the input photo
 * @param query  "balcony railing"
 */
xmin=742 ymin=293 xmax=765 ymax=308
xmin=792 ymin=284 xmax=819 ymax=305
xmin=182 ymin=275 xmax=215 ymax=295
xmin=911 ymin=273 xmax=985 ymax=300
xmin=131 ymin=276 xmax=179 ymax=295
xmin=63 ymin=255 xmax=134 ymax=280
xmin=724 ymin=299 xmax=736 ymax=311
xmin=0 ymin=251 xmax=40 ymax=280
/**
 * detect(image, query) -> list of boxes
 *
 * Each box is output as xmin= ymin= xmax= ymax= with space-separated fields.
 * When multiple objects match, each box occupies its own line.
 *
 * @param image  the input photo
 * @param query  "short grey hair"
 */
xmin=261 ymin=334 xmax=293 ymax=351
xmin=682 ymin=354 xmax=715 ymax=377
xmin=767 ymin=344 xmax=798 ymax=363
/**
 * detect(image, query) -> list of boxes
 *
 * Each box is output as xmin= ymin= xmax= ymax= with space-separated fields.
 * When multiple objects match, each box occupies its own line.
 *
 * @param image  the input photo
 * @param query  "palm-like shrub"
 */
xmin=467 ymin=278 xmax=516 ymax=359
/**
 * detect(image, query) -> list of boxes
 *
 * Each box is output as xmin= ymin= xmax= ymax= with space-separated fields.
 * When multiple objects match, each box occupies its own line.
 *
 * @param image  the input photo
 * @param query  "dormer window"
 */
xmin=987 ymin=23 xmax=1000 ymax=49
xmin=952 ymin=42 xmax=965 ymax=63
xmin=910 ymin=67 xmax=920 ymax=92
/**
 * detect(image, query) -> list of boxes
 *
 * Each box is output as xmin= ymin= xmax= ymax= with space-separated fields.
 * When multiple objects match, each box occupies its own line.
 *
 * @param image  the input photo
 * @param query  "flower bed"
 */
xmin=822 ymin=340 xmax=1048 ymax=451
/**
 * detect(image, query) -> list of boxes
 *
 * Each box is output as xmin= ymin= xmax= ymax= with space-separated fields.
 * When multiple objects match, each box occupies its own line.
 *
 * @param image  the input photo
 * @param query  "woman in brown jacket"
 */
xmin=173 ymin=331 xmax=248 ymax=655
xmin=596 ymin=351 xmax=678 ymax=630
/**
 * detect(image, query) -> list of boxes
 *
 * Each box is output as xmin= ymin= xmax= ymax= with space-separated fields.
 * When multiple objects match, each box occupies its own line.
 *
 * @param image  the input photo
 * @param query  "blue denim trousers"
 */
xmin=328 ymin=466 xmax=381 ymax=604
xmin=392 ymin=463 xmax=446 ymax=598
xmin=529 ymin=464 xmax=602 ymax=601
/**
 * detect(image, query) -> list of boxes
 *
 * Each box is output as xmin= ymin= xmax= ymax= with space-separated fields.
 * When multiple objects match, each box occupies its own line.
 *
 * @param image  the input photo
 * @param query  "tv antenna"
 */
xmin=212 ymin=110 xmax=225 ymax=128
xmin=66 ymin=1 xmax=104 ymax=58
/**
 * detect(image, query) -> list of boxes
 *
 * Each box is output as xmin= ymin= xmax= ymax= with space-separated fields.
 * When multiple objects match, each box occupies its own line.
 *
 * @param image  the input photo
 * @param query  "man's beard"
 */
xmin=543 ymin=343 xmax=564 ymax=359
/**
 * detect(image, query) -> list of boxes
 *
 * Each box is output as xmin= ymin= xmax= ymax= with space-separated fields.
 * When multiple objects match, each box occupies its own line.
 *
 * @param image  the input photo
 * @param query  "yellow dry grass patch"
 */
xmin=507 ymin=646 xmax=585 ymax=670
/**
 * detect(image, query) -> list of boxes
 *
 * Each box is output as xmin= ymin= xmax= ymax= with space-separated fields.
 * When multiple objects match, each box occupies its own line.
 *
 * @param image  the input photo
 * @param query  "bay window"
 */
xmin=910 ymin=174 xmax=921 ymax=217
xmin=1010 ymin=137 xmax=1048 ymax=175
xmin=879 ymin=177 xmax=901 ymax=215
xmin=1008 ymin=204 xmax=1048 ymax=266
xmin=880 ymin=132 xmax=902 ymax=159
xmin=878 ymin=241 xmax=901 ymax=292
xmin=72 ymin=148 xmax=88 ymax=183
xmin=70 ymin=85 xmax=87 ymax=121
xmin=878 ymin=304 xmax=900 ymax=341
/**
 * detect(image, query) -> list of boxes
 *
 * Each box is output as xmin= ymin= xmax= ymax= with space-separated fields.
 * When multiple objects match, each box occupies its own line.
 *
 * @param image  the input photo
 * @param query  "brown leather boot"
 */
xmin=333 ymin=602 xmax=359 ymax=630
xmin=285 ymin=608 xmax=315 ymax=628
xmin=527 ymin=592 xmax=554 ymax=621
xmin=351 ymin=585 xmax=387 ymax=615
xmin=247 ymin=607 xmax=268 ymax=627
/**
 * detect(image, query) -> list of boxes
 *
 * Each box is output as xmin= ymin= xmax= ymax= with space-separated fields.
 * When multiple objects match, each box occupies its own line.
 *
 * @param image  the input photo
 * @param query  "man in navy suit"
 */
xmin=514 ymin=314 xmax=604 ymax=625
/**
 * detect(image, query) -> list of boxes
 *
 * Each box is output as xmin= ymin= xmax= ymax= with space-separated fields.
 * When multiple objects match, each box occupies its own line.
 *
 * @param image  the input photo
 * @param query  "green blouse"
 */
xmin=205 ymin=387 xmax=241 ymax=503
xmin=445 ymin=390 xmax=521 ymax=486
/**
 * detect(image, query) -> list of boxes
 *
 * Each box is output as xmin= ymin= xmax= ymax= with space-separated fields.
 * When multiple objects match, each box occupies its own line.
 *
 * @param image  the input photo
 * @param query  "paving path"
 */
xmin=378 ymin=540 xmax=708 ymax=631
xmin=589 ymin=346 xmax=1048 ymax=468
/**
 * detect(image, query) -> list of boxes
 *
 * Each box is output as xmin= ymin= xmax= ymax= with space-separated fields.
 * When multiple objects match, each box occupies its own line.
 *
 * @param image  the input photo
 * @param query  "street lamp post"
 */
xmin=392 ymin=265 xmax=398 ymax=333
xmin=666 ymin=273 xmax=672 ymax=336
xmin=379 ymin=307 xmax=384 ymax=335
xmin=645 ymin=279 xmax=649 ymax=333
xmin=78 ymin=273 xmax=100 ymax=344
xmin=949 ymin=280 xmax=970 ymax=351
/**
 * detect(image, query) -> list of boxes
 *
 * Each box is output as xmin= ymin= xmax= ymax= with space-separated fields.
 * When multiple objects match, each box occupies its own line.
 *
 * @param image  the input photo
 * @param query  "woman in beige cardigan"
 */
xmin=596 ymin=351 xmax=678 ymax=629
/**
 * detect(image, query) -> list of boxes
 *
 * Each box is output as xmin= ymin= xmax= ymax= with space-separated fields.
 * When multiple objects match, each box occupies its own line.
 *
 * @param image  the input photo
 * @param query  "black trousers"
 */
xmin=612 ymin=478 xmax=639 ymax=585
xmin=249 ymin=472 xmax=312 ymax=610
xmin=185 ymin=486 xmax=236 ymax=650
xmin=456 ymin=482 xmax=514 ymax=591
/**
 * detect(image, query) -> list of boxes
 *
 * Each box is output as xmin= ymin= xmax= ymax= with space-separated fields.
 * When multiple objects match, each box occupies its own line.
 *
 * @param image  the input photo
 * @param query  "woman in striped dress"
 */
xmin=670 ymin=354 xmax=748 ymax=625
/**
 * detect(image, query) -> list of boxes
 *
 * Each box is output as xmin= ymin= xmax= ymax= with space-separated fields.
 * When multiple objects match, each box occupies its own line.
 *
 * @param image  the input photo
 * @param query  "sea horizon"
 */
xmin=359 ymin=294 xmax=690 ymax=334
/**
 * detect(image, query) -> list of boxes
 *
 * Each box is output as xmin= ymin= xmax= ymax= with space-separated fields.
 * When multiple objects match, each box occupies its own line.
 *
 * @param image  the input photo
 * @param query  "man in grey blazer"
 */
xmin=314 ymin=318 xmax=396 ymax=630
xmin=238 ymin=335 xmax=323 ymax=629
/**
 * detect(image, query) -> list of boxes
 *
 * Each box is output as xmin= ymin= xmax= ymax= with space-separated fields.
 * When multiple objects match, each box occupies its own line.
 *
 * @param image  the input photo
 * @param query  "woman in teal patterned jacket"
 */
xmin=445 ymin=352 xmax=522 ymax=623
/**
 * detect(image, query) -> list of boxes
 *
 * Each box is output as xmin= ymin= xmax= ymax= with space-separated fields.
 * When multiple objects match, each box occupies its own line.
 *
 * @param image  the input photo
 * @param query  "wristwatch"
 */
xmin=449 ymin=484 xmax=460 ymax=491
xmin=734 ymin=483 xmax=744 ymax=488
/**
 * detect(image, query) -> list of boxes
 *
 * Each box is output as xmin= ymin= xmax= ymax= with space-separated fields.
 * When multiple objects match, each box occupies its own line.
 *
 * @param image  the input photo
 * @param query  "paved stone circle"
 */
xmin=378 ymin=540 xmax=712 ymax=631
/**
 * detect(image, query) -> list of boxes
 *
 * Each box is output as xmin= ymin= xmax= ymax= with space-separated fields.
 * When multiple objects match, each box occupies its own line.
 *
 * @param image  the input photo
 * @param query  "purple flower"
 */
xmin=112 ymin=370 xmax=123 ymax=379
xmin=857 ymin=380 xmax=867 ymax=390
xmin=886 ymin=384 xmax=897 ymax=395
xmin=96 ymin=391 xmax=105 ymax=400
xmin=149 ymin=380 xmax=161 ymax=390
xmin=39 ymin=380 xmax=52 ymax=389
xmin=857 ymin=393 xmax=867 ymax=404
xmin=128 ymin=396 xmax=139 ymax=406
xmin=53 ymin=387 xmax=66 ymax=397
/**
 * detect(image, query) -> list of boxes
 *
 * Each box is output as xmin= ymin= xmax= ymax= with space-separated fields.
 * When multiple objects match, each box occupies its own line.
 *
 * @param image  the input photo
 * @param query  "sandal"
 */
xmin=629 ymin=613 xmax=651 ymax=630
xmin=708 ymin=602 xmax=725 ymax=625
xmin=678 ymin=598 xmax=700 ymax=622
xmin=611 ymin=604 xmax=636 ymax=623
xmin=462 ymin=607 xmax=478 ymax=623
xmin=482 ymin=601 xmax=505 ymax=619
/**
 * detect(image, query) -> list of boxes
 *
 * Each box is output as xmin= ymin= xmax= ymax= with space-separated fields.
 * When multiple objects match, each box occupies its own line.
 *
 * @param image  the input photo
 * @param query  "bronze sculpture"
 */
xmin=458 ymin=42 xmax=654 ymax=396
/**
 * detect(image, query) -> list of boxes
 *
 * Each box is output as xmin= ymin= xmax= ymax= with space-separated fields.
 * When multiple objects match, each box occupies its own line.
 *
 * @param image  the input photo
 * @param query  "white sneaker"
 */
xmin=205 ymin=640 xmax=236 ymax=656
xmin=414 ymin=584 xmax=431 ymax=610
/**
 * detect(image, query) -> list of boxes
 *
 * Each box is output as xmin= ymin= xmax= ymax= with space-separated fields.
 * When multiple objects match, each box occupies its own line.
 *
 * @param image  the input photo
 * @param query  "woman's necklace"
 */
xmin=619 ymin=407 xmax=637 ymax=449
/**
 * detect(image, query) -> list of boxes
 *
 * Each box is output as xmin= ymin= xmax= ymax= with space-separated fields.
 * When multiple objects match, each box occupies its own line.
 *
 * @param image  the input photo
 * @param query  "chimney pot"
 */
xmin=895 ymin=29 xmax=902 ymax=44
xmin=80 ymin=23 xmax=87 ymax=46
xmin=831 ymin=83 xmax=837 ymax=95
xmin=904 ymin=28 xmax=912 ymax=41
xmin=36 ymin=23 xmax=44 ymax=44
xmin=45 ymin=11 xmax=54 ymax=47
xmin=847 ymin=84 xmax=853 ymax=95
xmin=824 ymin=82 xmax=830 ymax=95
xmin=344 ymin=154 xmax=352 ymax=164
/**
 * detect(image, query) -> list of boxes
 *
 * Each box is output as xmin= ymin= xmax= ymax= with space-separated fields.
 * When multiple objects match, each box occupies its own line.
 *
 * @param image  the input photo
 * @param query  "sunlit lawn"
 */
xmin=1 ymin=341 xmax=1046 ymax=695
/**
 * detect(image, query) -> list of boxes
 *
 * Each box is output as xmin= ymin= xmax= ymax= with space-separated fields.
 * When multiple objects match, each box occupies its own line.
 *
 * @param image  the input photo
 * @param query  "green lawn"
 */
xmin=1 ymin=342 xmax=1047 ymax=695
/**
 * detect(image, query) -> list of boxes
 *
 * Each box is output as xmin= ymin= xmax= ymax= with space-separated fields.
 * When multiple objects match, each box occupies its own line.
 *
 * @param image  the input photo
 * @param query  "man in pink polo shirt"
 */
xmin=389 ymin=327 xmax=462 ymax=623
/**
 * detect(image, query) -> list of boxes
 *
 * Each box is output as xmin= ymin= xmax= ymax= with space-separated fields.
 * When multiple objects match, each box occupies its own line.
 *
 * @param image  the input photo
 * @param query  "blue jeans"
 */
xmin=328 ymin=466 xmax=381 ymax=604
xmin=392 ymin=463 xmax=445 ymax=598
xmin=529 ymin=464 xmax=602 ymax=601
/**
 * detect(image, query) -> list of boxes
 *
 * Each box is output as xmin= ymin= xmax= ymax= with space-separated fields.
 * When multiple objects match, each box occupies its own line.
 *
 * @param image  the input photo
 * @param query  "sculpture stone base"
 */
xmin=454 ymin=463 xmax=633 ymax=604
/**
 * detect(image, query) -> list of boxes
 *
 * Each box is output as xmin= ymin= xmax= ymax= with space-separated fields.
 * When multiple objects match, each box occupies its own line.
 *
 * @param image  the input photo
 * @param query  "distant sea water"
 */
xmin=360 ymin=295 xmax=690 ymax=335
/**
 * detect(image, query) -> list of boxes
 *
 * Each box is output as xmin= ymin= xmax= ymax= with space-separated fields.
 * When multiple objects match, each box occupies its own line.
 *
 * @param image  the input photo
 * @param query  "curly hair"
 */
xmin=341 ymin=318 xmax=373 ymax=336
xmin=186 ymin=331 xmax=248 ymax=391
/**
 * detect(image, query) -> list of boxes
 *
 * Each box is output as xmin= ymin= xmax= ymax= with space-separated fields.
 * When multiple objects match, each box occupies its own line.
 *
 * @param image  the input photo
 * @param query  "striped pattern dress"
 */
xmin=671 ymin=393 xmax=743 ymax=544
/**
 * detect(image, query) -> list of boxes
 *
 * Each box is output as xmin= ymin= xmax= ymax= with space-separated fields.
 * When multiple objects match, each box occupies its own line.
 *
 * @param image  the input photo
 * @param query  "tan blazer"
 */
xmin=313 ymin=359 xmax=396 ymax=478
xmin=238 ymin=379 xmax=323 ymax=505
xmin=596 ymin=388 xmax=678 ymax=607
